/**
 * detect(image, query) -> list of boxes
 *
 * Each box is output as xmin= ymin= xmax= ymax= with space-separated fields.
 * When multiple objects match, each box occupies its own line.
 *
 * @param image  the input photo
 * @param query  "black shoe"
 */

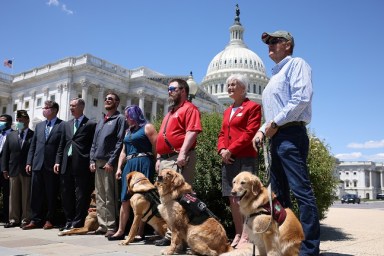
xmin=59 ymin=224 xmax=73 ymax=231
xmin=107 ymin=234 xmax=125 ymax=241
xmin=4 ymin=222 xmax=20 ymax=228
xmin=154 ymin=237 xmax=171 ymax=246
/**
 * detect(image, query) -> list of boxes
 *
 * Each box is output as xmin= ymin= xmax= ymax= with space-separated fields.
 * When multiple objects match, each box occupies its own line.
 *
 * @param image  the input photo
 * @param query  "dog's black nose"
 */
xmin=156 ymin=176 xmax=163 ymax=182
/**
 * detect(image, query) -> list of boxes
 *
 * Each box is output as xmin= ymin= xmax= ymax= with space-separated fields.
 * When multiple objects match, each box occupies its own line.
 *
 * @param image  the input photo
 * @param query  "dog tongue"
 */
xmin=234 ymin=197 xmax=240 ymax=205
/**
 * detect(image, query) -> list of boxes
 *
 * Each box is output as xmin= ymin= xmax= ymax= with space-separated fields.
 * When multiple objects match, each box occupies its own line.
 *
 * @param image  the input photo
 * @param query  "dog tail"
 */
xmin=220 ymin=243 xmax=253 ymax=256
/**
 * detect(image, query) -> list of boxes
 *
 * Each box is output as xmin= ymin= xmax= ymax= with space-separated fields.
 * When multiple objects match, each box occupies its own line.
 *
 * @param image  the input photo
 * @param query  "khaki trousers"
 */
xmin=9 ymin=174 xmax=31 ymax=223
xmin=95 ymin=160 xmax=119 ymax=231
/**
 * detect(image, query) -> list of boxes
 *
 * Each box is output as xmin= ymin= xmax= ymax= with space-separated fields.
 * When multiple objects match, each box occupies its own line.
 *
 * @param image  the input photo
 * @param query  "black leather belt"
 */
xmin=280 ymin=121 xmax=306 ymax=129
xmin=159 ymin=149 xmax=195 ymax=160
xmin=159 ymin=152 xmax=178 ymax=159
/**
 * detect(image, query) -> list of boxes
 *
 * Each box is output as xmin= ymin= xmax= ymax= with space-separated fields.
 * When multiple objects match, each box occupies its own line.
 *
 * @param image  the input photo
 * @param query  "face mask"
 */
xmin=14 ymin=122 xmax=25 ymax=130
xmin=0 ymin=121 xmax=6 ymax=131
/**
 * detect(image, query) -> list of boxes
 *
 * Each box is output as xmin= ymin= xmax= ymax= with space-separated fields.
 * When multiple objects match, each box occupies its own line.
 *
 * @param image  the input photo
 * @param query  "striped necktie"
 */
xmin=45 ymin=121 xmax=51 ymax=139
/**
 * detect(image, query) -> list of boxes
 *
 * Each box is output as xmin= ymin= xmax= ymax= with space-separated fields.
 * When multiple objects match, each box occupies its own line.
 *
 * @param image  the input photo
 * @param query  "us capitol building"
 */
xmin=0 ymin=6 xmax=268 ymax=127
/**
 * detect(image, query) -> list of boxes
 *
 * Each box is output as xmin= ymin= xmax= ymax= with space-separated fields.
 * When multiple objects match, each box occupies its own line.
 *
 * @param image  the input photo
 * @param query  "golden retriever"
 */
xmin=119 ymin=171 xmax=167 ymax=245
xmin=156 ymin=169 xmax=232 ymax=256
xmin=58 ymin=191 xmax=99 ymax=236
xmin=221 ymin=171 xmax=304 ymax=256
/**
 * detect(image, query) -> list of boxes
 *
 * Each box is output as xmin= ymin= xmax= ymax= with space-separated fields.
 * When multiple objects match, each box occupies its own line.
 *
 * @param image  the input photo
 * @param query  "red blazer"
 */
xmin=217 ymin=98 xmax=261 ymax=158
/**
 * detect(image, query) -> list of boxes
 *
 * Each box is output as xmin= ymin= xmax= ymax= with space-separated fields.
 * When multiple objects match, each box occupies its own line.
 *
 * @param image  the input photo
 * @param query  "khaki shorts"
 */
xmin=159 ymin=150 xmax=196 ymax=185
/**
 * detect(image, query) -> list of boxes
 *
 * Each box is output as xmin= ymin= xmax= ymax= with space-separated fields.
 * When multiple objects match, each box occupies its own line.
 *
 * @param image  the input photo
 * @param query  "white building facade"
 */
xmin=0 ymin=54 xmax=219 ymax=126
xmin=336 ymin=161 xmax=384 ymax=199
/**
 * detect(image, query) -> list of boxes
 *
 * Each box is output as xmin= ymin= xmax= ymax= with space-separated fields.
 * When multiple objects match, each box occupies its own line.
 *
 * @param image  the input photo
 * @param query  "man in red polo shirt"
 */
xmin=155 ymin=78 xmax=202 ymax=246
xmin=156 ymin=78 xmax=202 ymax=185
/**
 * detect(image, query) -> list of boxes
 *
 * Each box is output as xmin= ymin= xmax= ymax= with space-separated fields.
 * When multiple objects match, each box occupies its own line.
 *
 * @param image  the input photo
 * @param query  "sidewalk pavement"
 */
xmin=0 ymin=203 xmax=383 ymax=256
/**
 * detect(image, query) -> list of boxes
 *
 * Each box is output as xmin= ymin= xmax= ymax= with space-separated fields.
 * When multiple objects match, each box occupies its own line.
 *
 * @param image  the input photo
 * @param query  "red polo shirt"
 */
xmin=157 ymin=100 xmax=202 ymax=154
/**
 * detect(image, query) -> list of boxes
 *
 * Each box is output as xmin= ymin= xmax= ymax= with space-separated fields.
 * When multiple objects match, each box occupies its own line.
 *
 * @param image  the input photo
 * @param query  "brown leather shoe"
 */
xmin=43 ymin=221 xmax=53 ymax=230
xmin=22 ymin=222 xmax=39 ymax=230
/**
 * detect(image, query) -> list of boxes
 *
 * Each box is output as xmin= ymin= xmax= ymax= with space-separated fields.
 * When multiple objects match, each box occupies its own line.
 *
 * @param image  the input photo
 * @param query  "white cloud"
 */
xmin=46 ymin=0 xmax=74 ymax=15
xmin=47 ymin=0 xmax=59 ymax=6
xmin=335 ymin=152 xmax=362 ymax=160
xmin=366 ymin=153 xmax=384 ymax=162
xmin=347 ymin=139 xmax=384 ymax=149
xmin=62 ymin=4 xmax=74 ymax=15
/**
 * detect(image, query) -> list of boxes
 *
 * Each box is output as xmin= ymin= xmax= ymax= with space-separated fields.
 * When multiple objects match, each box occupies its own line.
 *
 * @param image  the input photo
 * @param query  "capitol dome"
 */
xmin=201 ymin=5 xmax=269 ymax=106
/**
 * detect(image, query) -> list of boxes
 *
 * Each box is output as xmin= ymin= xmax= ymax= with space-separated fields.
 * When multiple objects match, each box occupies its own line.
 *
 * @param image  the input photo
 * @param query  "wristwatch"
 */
xmin=271 ymin=121 xmax=278 ymax=129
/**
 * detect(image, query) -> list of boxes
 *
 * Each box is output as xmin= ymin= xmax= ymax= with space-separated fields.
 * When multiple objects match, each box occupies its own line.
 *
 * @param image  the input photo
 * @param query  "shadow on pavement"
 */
xmin=320 ymin=224 xmax=353 ymax=256
xmin=320 ymin=224 xmax=353 ymax=242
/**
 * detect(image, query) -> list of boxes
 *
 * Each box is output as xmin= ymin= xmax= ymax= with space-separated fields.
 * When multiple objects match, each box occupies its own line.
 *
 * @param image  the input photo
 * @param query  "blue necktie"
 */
xmin=19 ymin=130 xmax=24 ymax=146
xmin=45 ymin=121 xmax=51 ymax=139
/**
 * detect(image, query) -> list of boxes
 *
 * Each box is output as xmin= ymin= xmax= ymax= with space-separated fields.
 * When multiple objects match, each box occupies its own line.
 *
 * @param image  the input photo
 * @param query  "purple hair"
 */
xmin=125 ymin=105 xmax=147 ymax=127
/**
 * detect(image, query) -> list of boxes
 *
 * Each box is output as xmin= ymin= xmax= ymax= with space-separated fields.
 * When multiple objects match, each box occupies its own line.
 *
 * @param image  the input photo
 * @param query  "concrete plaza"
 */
xmin=0 ymin=202 xmax=383 ymax=256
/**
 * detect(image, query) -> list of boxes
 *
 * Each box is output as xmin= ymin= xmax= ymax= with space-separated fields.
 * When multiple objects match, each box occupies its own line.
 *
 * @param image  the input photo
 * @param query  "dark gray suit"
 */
xmin=58 ymin=116 xmax=96 ymax=228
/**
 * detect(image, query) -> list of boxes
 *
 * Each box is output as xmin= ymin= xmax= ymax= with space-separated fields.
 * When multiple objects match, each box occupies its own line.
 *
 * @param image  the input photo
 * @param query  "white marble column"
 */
xmin=151 ymin=98 xmax=158 ymax=122
xmin=137 ymin=90 xmax=145 ymax=112
xmin=7 ymin=97 xmax=12 ymax=115
xmin=30 ymin=91 xmax=36 ymax=121
xmin=43 ymin=87 xmax=49 ymax=102
xmin=369 ymin=170 xmax=373 ymax=188
xmin=81 ymin=80 xmax=89 ymax=115
xmin=56 ymin=84 xmax=63 ymax=117
xmin=163 ymin=100 xmax=169 ymax=117
xmin=98 ymin=86 xmax=105 ymax=118
xmin=18 ymin=94 xmax=24 ymax=110
xmin=126 ymin=98 xmax=132 ymax=108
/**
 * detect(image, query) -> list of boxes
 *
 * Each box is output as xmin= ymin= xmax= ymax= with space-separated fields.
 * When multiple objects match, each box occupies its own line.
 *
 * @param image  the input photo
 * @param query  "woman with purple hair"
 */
xmin=108 ymin=105 xmax=158 ymax=241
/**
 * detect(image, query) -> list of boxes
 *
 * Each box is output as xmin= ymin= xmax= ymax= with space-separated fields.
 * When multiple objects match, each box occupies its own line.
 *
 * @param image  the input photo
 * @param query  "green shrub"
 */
xmin=154 ymin=112 xmax=337 ymax=234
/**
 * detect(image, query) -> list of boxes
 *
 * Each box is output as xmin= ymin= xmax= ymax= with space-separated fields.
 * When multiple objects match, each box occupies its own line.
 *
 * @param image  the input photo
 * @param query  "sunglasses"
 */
xmin=168 ymin=86 xmax=181 ymax=92
xmin=268 ymin=37 xmax=287 ymax=45
xmin=104 ymin=97 xmax=115 ymax=101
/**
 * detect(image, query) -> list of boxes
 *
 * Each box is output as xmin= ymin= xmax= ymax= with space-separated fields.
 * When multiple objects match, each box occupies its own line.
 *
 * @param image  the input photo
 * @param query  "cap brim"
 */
xmin=261 ymin=32 xmax=271 ymax=44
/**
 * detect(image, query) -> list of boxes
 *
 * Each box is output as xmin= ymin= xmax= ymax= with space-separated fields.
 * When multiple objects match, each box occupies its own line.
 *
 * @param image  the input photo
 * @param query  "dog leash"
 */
xmin=249 ymin=138 xmax=274 ymax=256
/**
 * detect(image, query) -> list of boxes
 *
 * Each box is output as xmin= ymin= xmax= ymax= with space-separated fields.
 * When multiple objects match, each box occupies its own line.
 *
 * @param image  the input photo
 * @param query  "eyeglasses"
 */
xmin=104 ymin=97 xmax=115 ymax=101
xmin=42 ymin=107 xmax=54 ymax=110
xmin=168 ymin=86 xmax=180 ymax=92
xmin=268 ymin=37 xmax=287 ymax=45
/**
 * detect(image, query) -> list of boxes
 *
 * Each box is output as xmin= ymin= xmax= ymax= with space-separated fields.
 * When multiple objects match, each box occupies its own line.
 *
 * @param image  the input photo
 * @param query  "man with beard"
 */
xmin=89 ymin=92 xmax=126 ymax=237
xmin=154 ymin=78 xmax=202 ymax=246
xmin=24 ymin=101 xmax=64 ymax=230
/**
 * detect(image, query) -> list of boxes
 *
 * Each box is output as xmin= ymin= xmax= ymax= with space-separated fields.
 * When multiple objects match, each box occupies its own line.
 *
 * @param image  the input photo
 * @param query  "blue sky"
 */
xmin=1 ymin=0 xmax=383 ymax=162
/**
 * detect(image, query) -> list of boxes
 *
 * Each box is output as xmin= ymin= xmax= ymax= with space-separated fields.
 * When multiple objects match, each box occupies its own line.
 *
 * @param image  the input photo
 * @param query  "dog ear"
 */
xmin=171 ymin=171 xmax=184 ymax=187
xmin=126 ymin=172 xmax=134 ymax=195
xmin=251 ymin=176 xmax=263 ymax=196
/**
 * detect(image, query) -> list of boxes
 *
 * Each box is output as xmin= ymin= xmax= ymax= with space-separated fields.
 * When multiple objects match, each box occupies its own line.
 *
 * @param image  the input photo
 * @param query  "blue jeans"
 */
xmin=270 ymin=125 xmax=320 ymax=256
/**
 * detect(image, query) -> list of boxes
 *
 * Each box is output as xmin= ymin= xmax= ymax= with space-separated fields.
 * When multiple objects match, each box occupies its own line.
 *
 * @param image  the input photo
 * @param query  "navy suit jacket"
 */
xmin=2 ymin=129 xmax=34 ymax=177
xmin=58 ymin=116 xmax=96 ymax=175
xmin=27 ymin=119 xmax=64 ymax=171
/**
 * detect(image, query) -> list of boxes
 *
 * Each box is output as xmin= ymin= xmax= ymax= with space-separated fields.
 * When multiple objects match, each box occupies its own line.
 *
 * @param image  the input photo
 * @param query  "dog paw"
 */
xmin=161 ymin=248 xmax=175 ymax=255
xmin=119 ymin=240 xmax=129 ymax=246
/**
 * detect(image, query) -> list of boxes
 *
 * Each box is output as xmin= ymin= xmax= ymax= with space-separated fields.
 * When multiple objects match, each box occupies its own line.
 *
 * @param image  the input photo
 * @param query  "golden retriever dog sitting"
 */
xmin=58 ymin=191 xmax=99 ymax=236
xmin=221 ymin=171 xmax=304 ymax=256
xmin=156 ymin=169 xmax=232 ymax=256
xmin=119 ymin=171 xmax=167 ymax=245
